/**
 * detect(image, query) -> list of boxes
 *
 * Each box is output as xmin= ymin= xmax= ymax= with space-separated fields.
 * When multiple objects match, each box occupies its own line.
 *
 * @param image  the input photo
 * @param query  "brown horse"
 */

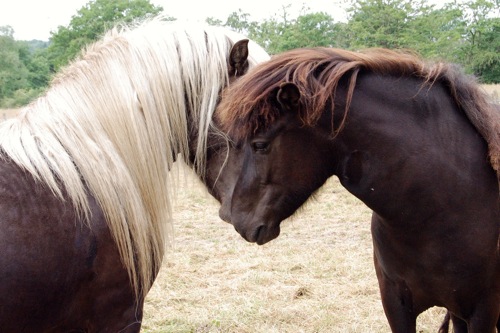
xmin=216 ymin=47 xmax=500 ymax=332
xmin=0 ymin=18 xmax=268 ymax=332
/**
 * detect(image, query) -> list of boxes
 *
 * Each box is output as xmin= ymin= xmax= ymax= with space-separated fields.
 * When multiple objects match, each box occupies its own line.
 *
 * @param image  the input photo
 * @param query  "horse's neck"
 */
xmin=330 ymin=74 xmax=498 ymax=224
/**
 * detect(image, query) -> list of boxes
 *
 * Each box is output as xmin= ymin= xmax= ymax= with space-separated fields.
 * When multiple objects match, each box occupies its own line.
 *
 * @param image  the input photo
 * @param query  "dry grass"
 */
xmin=0 ymin=108 xmax=20 ymax=120
xmin=142 ymin=163 xmax=447 ymax=333
xmin=482 ymin=84 xmax=500 ymax=103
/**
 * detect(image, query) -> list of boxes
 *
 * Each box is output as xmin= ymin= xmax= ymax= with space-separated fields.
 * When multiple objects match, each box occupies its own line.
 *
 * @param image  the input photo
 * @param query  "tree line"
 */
xmin=1 ymin=0 xmax=499 ymax=108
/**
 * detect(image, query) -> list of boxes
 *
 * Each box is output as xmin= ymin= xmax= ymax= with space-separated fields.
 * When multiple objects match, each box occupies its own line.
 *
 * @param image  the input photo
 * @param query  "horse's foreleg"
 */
xmin=466 ymin=300 xmax=500 ymax=333
xmin=450 ymin=313 xmax=468 ymax=333
xmin=373 ymin=254 xmax=417 ymax=333
xmin=438 ymin=311 xmax=450 ymax=333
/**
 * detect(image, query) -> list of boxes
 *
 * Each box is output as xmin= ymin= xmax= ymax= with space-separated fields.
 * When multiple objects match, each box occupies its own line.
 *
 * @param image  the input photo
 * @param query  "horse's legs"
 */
xmin=467 ymin=311 xmax=499 ymax=332
xmin=438 ymin=311 xmax=451 ymax=333
xmin=437 ymin=312 xmax=471 ymax=333
xmin=450 ymin=314 xmax=468 ymax=333
xmin=373 ymin=255 xmax=417 ymax=333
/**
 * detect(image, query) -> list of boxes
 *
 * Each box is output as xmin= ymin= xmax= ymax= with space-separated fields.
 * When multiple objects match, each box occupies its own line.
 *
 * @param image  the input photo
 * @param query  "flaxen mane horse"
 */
xmin=0 ymin=19 xmax=268 ymax=332
xmin=217 ymin=48 xmax=500 ymax=332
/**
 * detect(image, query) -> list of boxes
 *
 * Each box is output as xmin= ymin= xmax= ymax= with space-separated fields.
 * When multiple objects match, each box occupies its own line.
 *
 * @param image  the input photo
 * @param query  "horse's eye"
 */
xmin=252 ymin=141 xmax=269 ymax=152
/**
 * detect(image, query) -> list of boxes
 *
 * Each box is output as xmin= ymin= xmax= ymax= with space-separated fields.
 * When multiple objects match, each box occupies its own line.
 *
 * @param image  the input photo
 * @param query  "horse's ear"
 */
xmin=277 ymin=82 xmax=301 ymax=111
xmin=229 ymin=39 xmax=249 ymax=76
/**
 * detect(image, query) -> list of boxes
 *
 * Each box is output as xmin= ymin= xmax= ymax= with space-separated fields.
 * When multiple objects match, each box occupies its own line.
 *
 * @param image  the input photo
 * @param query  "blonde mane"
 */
xmin=0 ymin=18 xmax=268 ymax=296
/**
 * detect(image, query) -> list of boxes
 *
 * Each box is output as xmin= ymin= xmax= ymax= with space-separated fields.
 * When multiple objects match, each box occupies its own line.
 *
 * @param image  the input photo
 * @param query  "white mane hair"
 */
xmin=0 ymin=18 xmax=269 ymax=296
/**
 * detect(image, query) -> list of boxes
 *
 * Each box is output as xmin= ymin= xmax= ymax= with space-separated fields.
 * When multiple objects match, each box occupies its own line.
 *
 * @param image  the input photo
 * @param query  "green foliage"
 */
xmin=213 ymin=7 xmax=339 ymax=54
xmin=343 ymin=0 xmax=465 ymax=54
xmin=456 ymin=0 xmax=500 ymax=82
xmin=0 ymin=32 xmax=50 ymax=108
xmin=26 ymin=47 xmax=51 ymax=89
xmin=0 ymin=26 xmax=14 ymax=38
xmin=47 ymin=0 xmax=164 ymax=70
xmin=269 ymin=12 xmax=339 ymax=52
xmin=406 ymin=5 xmax=464 ymax=61
xmin=0 ymin=35 xmax=29 ymax=104
xmin=345 ymin=0 xmax=415 ymax=49
xmin=340 ymin=0 xmax=500 ymax=82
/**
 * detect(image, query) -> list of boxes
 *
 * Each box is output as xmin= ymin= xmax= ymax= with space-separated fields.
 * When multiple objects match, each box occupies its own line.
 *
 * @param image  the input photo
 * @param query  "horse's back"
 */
xmin=0 ymin=156 xmax=141 ymax=332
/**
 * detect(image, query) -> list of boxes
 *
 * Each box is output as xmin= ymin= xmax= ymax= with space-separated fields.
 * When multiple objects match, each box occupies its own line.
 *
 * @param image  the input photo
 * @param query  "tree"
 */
xmin=25 ymin=46 xmax=51 ymax=90
xmin=214 ymin=6 xmax=339 ymax=54
xmin=458 ymin=0 xmax=500 ymax=82
xmin=0 ymin=33 xmax=29 ymax=107
xmin=471 ymin=17 xmax=500 ymax=82
xmin=0 ymin=25 xmax=14 ymax=38
xmin=0 ymin=30 xmax=50 ymax=108
xmin=345 ymin=0 xmax=432 ymax=49
xmin=342 ymin=0 xmax=500 ymax=82
xmin=47 ymin=0 xmax=164 ymax=70
xmin=223 ymin=9 xmax=253 ymax=34
xmin=278 ymin=12 xmax=339 ymax=50
xmin=407 ymin=4 xmax=465 ymax=61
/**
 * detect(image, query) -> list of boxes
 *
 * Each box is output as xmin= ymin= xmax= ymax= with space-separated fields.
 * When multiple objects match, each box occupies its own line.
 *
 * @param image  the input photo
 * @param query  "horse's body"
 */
xmin=1 ymin=159 xmax=136 ymax=331
xmin=0 ymin=19 xmax=268 ymax=331
xmin=217 ymin=48 xmax=500 ymax=332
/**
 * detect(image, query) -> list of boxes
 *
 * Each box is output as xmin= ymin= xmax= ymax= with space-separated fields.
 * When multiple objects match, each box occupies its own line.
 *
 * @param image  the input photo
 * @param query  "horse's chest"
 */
xmin=371 ymin=214 xmax=451 ymax=285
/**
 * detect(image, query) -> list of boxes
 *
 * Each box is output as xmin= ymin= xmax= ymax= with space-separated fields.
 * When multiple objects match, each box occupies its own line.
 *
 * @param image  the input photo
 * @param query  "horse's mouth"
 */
xmin=231 ymin=211 xmax=282 ymax=244
xmin=241 ymin=224 xmax=281 ymax=245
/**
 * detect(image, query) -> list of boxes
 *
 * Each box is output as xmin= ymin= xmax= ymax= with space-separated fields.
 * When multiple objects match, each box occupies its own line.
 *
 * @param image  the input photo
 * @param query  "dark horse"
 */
xmin=216 ymin=48 xmax=500 ymax=332
xmin=0 ymin=19 xmax=268 ymax=332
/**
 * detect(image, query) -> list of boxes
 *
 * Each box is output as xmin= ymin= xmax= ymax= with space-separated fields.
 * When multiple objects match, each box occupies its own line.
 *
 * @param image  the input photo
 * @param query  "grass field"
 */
xmin=141 ymin=164 xmax=448 ymax=333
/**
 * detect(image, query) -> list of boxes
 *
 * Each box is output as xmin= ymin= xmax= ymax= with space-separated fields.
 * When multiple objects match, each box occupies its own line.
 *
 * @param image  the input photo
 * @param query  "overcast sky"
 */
xmin=0 ymin=0 xmax=349 ymax=41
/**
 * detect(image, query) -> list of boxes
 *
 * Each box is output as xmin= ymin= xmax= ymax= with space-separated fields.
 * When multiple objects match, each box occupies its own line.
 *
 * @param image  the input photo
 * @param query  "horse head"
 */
xmin=191 ymin=38 xmax=267 ymax=222
xmin=201 ymin=39 xmax=249 ymax=215
xmin=217 ymin=82 xmax=335 ymax=244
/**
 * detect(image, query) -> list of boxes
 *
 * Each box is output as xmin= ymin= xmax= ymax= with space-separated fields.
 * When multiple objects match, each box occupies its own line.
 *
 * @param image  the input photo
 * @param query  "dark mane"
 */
xmin=217 ymin=47 xmax=500 ymax=175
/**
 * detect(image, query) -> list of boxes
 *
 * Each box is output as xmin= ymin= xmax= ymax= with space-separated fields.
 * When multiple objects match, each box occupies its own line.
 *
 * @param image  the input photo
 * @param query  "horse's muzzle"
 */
xmin=218 ymin=205 xmax=232 ymax=224
xmin=235 ymin=223 xmax=280 ymax=245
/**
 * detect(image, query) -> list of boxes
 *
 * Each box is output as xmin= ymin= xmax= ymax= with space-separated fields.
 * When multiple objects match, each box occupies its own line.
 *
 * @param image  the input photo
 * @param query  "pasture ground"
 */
xmin=142 ymin=163 xmax=447 ymax=333
xmin=483 ymin=84 xmax=500 ymax=103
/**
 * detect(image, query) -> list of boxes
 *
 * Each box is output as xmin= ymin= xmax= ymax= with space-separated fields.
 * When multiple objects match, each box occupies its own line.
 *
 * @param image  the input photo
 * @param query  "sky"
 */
xmin=0 ymin=0 xmax=348 ymax=41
